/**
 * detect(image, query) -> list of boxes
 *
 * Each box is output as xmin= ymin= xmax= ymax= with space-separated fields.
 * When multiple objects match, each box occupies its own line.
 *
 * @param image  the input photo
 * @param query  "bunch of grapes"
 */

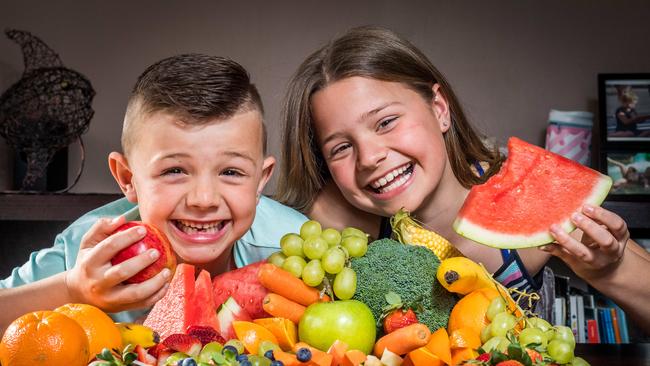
xmin=479 ymin=297 xmax=583 ymax=365
xmin=267 ymin=220 xmax=368 ymax=301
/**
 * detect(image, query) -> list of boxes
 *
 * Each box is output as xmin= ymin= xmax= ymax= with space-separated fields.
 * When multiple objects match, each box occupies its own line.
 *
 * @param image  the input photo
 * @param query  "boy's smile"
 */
xmin=111 ymin=109 xmax=274 ymax=272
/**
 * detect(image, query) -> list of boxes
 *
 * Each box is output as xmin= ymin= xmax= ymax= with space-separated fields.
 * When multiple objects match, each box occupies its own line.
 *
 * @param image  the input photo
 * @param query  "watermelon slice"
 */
xmin=216 ymin=297 xmax=253 ymax=340
xmin=212 ymin=260 xmax=269 ymax=319
xmin=144 ymin=264 xmax=221 ymax=340
xmin=144 ymin=263 xmax=195 ymax=340
xmin=453 ymin=137 xmax=612 ymax=248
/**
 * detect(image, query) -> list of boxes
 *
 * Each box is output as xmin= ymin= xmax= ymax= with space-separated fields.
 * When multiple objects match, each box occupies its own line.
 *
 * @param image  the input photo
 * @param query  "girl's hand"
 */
xmin=64 ymin=216 xmax=171 ymax=313
xmin=541 ymin=204 xmax=629 ymax=281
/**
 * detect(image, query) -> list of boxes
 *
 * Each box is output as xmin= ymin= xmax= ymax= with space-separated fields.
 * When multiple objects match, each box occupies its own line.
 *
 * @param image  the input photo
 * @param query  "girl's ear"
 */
xmin=256 ymin=156 xmax=276 ymax=203
xmin=108 ymin=152 xmax=138 ymax=203
xmin=431 ymin=83 xmax=451 ymax=133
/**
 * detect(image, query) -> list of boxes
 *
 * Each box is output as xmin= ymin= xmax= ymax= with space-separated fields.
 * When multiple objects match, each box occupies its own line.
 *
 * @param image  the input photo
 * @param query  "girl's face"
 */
xmin=312 ymin=76 xmax=451 ymax=217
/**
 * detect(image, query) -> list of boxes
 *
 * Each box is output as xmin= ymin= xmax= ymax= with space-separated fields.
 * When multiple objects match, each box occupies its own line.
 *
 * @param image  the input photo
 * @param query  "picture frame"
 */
xmin=598 ymin=73 xmax=650 ymax=147
xmin=605 ymin=151 xmax=650 ymax=196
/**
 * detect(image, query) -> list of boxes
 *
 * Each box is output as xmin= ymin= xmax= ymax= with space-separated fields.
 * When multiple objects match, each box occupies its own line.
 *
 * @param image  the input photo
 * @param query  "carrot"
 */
xmin=262 ymin=293 xmax=306 ymax=324
xmin=258 ymin=263 xmax=330 ymax=306
xmin=373 ymin=323 xmax=431 ymax=357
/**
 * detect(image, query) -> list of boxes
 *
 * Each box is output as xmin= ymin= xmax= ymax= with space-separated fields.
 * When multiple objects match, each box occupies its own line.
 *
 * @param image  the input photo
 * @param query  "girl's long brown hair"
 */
xmin=275 ymin=26 xmax=502 ymax=212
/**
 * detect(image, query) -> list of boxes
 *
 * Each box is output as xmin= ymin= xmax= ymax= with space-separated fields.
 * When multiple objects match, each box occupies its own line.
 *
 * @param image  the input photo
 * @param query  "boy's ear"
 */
xmin=256 ymin=156 xmax=276 ymax=203
xmin=108 ymin=151 xmax=138 ymax=203
xmin=431 ymin=83 xmax=451 ymax=133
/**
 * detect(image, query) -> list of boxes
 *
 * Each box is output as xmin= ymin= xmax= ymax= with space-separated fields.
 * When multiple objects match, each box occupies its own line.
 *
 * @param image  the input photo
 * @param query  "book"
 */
xmin=587 ymin=319 xmax=600 ymax=344
xmin=603 ymin=308 xmax=615 ymax=344
xmin=576 ymin=295 xmax=585 ymax=343
xmin=569 ymin=295 xmax=579 ymax=338
xmin=610 ymin=308 xmax=622 ymax=343
xmin=616 ymin=307 xmax=629 ymax=343
xmin=553 ymin=297 xmax=566 ymax=326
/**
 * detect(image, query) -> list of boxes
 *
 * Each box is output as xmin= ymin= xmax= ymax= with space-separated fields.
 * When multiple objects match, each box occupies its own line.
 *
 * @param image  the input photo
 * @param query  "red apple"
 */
xmin=110 ymin=221 xmax=176 ymax=284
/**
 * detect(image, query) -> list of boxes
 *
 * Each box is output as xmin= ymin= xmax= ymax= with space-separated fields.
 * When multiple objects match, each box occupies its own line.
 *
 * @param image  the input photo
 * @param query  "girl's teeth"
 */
xmin=371 ymin=164 xmax=411 ymax=190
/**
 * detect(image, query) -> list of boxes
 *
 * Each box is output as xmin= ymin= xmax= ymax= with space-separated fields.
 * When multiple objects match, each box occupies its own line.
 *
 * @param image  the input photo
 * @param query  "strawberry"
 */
xmin=525 ymin=348 xmax=543 ymax=363
xmin=476 ymin=352 xmax=492 ymax=362
xmin=147 ymin=343 xmax=168 ymax=359
xmin=162 ymin=333 xmax=202 ymax=357
xmin=495 ymin=361 xmax=524 ymax=366
xmin=134 ymin=344 xmax=157 ymax=365
xmin=186 ymin=325 xmax=225 ymax=345
xmin=383 ymin=308 xmax=419 ymax=333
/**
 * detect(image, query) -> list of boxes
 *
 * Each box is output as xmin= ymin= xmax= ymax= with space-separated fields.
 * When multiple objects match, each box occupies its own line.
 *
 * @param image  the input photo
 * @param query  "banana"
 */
xmin=115 ymin=322 xmax=159 ymax=348
xmin=436 ymin=257 xmax=495 ymax=295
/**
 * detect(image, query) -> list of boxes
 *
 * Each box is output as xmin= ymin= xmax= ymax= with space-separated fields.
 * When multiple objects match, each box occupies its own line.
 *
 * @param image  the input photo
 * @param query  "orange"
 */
xmin=447 ymin=287 xmax=500 ymax=336
xmin=232 ymin=320 xmax=279 ymax=355
xmin=451 ymin=347 xmax=478 ymax=365
xmin=0 ymin=310 xmax=89 ymax=366
xmin=408 ymin=347 xmax=445 ymax=366
xmin=449 ymin=327 xmax=482 ymax=349
xmin=253 ymin=317 xmax=297 ymax=351
xmin=425 ymin=328 xmax=452 ymax=365
xmin=54 ymin=303 xmax=122 ymax=361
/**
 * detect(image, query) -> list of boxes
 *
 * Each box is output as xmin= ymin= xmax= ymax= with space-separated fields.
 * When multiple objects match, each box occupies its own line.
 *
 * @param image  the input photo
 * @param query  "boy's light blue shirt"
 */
xmin=0 ymin=195 xmax=307 ymax=322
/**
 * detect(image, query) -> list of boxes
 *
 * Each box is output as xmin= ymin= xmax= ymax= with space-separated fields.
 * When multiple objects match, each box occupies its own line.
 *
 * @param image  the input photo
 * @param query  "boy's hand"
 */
xmin=541 ymin=204 xmax=628 ymax=281
xmin=64 ymin=216 xmax=171 ymax=313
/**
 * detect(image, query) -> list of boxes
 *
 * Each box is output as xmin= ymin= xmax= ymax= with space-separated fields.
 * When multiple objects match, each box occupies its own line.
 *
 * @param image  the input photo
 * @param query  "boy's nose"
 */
xmin=187 ymin=177 xmax=220 ymax=209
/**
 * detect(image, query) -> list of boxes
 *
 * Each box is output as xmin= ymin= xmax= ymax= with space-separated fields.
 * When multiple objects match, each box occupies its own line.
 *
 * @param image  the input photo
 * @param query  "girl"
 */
xmin=276 ymin=26 xmax=649 ymax=324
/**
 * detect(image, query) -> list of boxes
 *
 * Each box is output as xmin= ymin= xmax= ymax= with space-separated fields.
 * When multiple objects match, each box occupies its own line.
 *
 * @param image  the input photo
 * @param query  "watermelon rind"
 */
xmin=453 ymin=174 xmax=612 ymax=249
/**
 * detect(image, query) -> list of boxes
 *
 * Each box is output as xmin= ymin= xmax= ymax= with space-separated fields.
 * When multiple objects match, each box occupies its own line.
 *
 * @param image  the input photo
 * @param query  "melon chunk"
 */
xmin=453 ymin=137 xmax=612 ymax=248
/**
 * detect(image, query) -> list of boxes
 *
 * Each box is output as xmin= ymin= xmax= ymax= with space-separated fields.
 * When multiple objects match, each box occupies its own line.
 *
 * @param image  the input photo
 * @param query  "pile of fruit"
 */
xmin=0 ymin=218 xmax=591 ymax=366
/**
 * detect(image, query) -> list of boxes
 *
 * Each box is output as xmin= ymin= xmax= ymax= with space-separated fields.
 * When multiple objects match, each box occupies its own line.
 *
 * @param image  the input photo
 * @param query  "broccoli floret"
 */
xmin=350 ymin=238 xmax=457 ymax=333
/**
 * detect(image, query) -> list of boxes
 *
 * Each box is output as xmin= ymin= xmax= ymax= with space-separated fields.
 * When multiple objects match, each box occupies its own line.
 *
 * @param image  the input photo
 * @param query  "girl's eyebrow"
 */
xmin=322 ymin=102 xmax=399 ymax=146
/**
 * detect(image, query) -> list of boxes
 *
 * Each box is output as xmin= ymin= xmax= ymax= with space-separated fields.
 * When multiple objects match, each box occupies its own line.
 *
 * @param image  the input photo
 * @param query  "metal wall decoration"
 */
xmin=0 ymin=29 xmax=95 ymax=191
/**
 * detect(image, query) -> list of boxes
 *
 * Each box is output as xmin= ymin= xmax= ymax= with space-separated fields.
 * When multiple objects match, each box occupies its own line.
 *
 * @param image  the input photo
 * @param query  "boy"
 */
xmin=0 ymin=54 xmax=307 ymax=329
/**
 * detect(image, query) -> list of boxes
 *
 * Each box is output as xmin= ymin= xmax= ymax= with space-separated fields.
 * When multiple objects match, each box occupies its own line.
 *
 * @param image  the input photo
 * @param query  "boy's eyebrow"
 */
xmin=154 ymin=151 xmax=256 ymax=165
xmin=321 ymin=102 xmax=398 ymax=146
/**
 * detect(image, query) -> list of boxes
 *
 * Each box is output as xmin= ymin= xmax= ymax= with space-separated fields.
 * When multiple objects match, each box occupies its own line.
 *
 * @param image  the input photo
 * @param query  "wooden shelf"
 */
xmin=0 ymin=193 xmax=123 ymax=221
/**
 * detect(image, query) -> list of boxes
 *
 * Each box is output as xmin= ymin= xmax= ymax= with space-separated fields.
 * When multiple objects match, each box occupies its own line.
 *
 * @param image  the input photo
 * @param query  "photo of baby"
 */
xmin=607 ymin=152 xmax=650 ymax=195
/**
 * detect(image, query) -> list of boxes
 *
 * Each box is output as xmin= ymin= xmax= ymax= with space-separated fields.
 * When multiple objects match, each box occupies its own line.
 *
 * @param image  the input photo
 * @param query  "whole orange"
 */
xmin=54 ymin=303 xmax=122 ymax=361
xmin=0 ymin=310 xmax=89 ymax=366
xmin=447 ymin=287 xmax=500 ymax=336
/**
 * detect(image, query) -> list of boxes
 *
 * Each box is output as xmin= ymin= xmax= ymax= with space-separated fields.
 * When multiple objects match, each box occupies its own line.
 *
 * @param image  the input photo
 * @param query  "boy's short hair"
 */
xmin=122 ymin=54 xmax=266 ymax=156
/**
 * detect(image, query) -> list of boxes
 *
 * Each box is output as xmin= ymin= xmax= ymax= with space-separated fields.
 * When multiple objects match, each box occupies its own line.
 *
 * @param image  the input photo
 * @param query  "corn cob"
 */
xmin=391 ymin=208 xmax=463 ymax=260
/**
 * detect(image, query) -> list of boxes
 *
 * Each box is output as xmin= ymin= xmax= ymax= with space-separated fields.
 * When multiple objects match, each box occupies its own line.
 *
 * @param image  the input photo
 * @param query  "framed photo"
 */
xmin=606 ymin=151 xmax=650 ymax=195
xmin=598 ymin=73 xmax=650 ymax=146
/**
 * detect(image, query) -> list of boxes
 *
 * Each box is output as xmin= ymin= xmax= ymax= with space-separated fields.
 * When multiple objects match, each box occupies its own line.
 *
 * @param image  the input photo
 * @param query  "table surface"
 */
xmin=575 ymin=343 xmax=650 ymax=366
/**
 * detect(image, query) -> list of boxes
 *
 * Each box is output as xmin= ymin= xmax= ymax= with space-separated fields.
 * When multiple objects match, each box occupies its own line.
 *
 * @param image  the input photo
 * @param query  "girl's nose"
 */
xmin=357 ymin=140 xmax=387 ymax=170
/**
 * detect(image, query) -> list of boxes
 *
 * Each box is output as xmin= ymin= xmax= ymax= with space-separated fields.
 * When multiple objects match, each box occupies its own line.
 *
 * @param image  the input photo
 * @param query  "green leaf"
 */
xmin=98 ymin=348 xmax=115 ymax=361
xmin=385 ymin=291 xmax=402 ymax=305
xmin=123 ymin=352 xmax=137 ymax=365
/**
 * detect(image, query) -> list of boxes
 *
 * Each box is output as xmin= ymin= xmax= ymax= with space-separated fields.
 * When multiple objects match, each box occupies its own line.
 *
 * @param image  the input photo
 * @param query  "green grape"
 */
xmin=321 ymin=247 xmax=346 ymax=274
xmin=547 ymin=339 xmax=574 ymax=364
xmin=480 ymin=324 xmax=493 ymax=344
xmin=490 ymin=312 xmax=517 ymax=337
xmin=341 ymin=226 xmax=367 ymax=239
xmin=571 ymin=356 xmax=590 ymax=366
xmin=280 ymin=233 xmax=304 ymax=257
xmin=481 ymin=335 xmax=507 ymax=352
xmin=333 ymin=267 xmax=357 ymax=300
xmin=322 ymin=228 xmax=342 ymax=247
xmin=248 ymin=355 xmax=272 ymax=366
xmin=303 ymin=236 xmax=329 ymax=260
xmin=302 ymin=259 xmax=325 ymax=287
xmin=552 ymin=325 xmax=576 ymax=347
xmin=267 ymin=251 xmax=287 ymax=268
xmin=282 ymin=256 xmax=307 ymax=278
xmin=300 ymin=220 xmax=322 ymax=239
xmin=198 ymin=342 xmax=223 ymax=363
xmin=257 ymin=340 xmax=279 ymax=356
xmin=486 ymin=297 xmax=507 ymax=321
xmin=165 ymin=352 xmax=190 ymax=365
xmin=518 ymin=327 xmax=547 ymax=348
xmin=527 ymin=317 xmax=552 ymax=332
xmin=341 ymin=235 xmax=368 ymax=258
xmin=224 ymin=339 xmax=245 ymax=355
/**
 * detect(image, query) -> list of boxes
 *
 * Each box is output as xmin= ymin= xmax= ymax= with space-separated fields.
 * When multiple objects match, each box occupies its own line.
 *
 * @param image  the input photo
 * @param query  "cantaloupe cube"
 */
xmin=253 ymin=317 xmax=298 ymax=351
xmin=273 ymin=349 xmax=300 ymax=366
xmin=450 ymin=347 xmax=478 ymax=365
xmin=408 ymin=347 xmax=444 ymax=366
xmin=327 ymin=339 xmax=349 ymax=366
xmin=425 ymin=328 xmax=452 ymax=365
xmin=342 ymin=349 xmax=367 ymax=366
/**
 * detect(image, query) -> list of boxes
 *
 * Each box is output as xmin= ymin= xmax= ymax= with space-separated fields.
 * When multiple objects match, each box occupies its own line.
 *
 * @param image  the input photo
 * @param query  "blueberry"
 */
xmin=296 ymin=347 xmax=312 ymax=362
xmin=236 ymin=354 xmax=249 ymax=362
xmin=240 ymin=361 xmax=252 ymax=366
xmin=222 ymin=345 xmax=239 ymax=357
xmin=264 ymin=349 xmax=276 ymax=360
xmin=178 ymin=358 xmax=197 ymax=366
xmin=270 ymin=361 xmax=284 ymax=366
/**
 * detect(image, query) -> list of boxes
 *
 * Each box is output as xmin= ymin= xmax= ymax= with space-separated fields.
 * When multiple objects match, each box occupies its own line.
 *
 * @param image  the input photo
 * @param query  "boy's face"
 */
xmin=112 ymin=110 xmax=274 ymax=267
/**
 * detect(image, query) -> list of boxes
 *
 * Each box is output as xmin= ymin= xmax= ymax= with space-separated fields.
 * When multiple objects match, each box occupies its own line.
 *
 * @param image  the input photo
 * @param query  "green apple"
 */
xmin=299 ymin=300 xmax=376 ymax=354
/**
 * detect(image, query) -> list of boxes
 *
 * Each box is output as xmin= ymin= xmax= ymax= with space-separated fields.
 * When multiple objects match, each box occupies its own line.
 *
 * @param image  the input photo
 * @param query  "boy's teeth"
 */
xmin=176 ymin=220 xmax=224 ymax=234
